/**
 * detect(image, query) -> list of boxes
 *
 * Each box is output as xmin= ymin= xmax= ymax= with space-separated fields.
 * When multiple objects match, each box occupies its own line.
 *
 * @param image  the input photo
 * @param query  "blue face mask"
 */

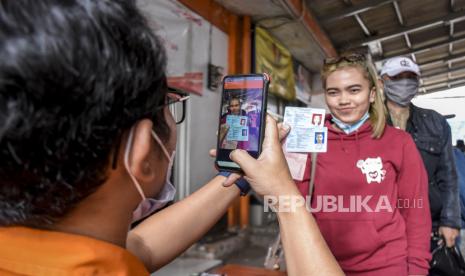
xmin=331 ymin=112 xmax=370 ymax=134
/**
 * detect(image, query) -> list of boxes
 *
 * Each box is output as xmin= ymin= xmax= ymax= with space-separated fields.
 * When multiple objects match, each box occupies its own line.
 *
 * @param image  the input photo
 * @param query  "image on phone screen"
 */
xmin=217 ymin=75 xmax=266 ymax=170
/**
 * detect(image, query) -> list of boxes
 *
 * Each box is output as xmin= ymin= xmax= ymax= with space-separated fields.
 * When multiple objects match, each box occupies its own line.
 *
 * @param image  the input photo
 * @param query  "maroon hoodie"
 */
xmin=295 ymin=116 xmax=431 ymax=275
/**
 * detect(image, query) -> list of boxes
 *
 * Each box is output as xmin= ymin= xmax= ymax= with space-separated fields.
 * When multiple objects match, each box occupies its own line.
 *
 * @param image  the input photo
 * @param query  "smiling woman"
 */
xmin=293 ymin=53 xmax=432 ymax=276
xmin=321 ymin=53 xmax=386 ymax=138
xmin=324 ymin=67 xmax=374 ymax=125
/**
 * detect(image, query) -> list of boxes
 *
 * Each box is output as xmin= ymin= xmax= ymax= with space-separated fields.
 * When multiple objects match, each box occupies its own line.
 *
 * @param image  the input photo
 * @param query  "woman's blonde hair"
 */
xmin=321 ymin=53 xmax=387 ymax=139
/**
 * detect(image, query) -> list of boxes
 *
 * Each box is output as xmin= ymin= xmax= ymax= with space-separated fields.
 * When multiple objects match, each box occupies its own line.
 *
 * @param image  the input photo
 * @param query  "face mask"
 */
xmin=384 ymin=78 xmax=419 ymax=107
xmin=124 ymin=126 xmax=176 ymax=223
xmin=332 ymin=112 xmax=370 ymax=134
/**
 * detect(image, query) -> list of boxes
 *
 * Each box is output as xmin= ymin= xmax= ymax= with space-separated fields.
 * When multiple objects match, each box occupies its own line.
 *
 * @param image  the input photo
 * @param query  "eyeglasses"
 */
xmin=154 ymin=86 xmax=190 ymax=125
xmin=324 ymin=53 xmax=366 ymax=66
xmin=111 ymin=86 xmax=189 ymax=170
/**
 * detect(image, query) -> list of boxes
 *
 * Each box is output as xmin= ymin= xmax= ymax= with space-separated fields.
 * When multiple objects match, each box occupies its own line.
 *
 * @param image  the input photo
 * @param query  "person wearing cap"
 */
xmin=381 ymin=57 xmax=460 ymax=250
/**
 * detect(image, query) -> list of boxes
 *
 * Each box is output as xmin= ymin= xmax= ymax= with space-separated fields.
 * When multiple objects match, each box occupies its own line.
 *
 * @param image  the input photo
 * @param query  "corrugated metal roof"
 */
xmin=214 ymin=0 xmax=465 ymax=93
xmin=308 ymin=0 xmax=465 ymax=93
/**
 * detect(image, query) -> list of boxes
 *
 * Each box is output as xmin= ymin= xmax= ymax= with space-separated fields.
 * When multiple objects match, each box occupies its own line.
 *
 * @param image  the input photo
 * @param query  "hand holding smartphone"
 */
xmin=215 ymin=74 xmax=269 ymax=172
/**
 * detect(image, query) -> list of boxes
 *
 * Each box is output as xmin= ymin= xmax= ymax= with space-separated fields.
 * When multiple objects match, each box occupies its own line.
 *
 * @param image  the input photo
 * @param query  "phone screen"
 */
xmin=216 ymin=75 xmax=267 ymax=171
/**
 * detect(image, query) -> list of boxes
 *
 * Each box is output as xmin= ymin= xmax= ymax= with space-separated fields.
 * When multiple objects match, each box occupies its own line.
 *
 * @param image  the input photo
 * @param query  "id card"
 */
xmin=284 ymin=107 xmax=328 ymax=153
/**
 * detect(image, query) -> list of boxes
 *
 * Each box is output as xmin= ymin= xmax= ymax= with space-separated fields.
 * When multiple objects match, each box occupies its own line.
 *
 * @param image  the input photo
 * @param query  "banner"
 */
xmin=255 ymin=27 xmax=296 ymax=101
xmin=293 ymin=61 xmax=312 ymax=104
xmin=138 ymin=0 xmax=206 ymax=95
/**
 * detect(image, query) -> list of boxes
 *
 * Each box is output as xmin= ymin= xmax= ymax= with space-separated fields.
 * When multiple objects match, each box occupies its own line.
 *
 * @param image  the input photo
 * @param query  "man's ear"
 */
xmin=127 ymin=119 xmax=156 ymax=183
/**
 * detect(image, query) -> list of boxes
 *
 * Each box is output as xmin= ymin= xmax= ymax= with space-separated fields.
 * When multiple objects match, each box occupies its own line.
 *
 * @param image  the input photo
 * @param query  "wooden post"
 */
xmin=239 ymin=16 xmax=251 ymax=229
xmin=227 ymin=13 xmax=240 ymax=229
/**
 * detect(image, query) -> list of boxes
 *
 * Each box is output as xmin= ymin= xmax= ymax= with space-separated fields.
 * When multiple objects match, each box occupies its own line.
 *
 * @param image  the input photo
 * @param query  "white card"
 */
xmin=284 ymin=107 xmax=327 ymax=153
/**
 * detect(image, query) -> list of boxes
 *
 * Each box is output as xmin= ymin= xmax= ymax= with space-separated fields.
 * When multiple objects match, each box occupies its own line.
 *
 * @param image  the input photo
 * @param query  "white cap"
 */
xmin=380 ymin=56 xmax=420 ymax=77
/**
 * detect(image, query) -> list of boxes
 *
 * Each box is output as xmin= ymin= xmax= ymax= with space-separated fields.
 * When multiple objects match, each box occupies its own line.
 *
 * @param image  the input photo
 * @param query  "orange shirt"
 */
xmin=0 ymin=227 xmax=149 ymax=276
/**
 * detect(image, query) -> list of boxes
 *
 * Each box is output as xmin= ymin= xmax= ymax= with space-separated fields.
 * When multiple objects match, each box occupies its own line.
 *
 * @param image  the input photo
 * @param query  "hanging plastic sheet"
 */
xmin=138 ymin=0 xmax=207 ymax=95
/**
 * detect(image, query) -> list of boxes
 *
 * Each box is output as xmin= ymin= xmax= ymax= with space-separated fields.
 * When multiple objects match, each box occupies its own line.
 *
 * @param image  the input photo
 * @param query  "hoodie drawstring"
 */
xmin=339 ymin=133 xmax=346 ymax=153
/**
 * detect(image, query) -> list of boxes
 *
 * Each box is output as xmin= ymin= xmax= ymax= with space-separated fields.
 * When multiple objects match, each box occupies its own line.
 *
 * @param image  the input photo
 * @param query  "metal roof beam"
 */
xmin=422 ymin=73 xmax=465 ymax=86
xmin=421 ymin=82 xmax=465 ymax=94
xmin=420 ymin=79 xmax=465 ymax=95
xmin=341 ymin=0 xmax=373 ymax=45
xmin=403 ymin=34 xmax=412 ymax=49
xmin=393 ymin=1 xmax=404 ymax=25
xmin=392 ymin=2 xmax=419 ymax=64
xmin=419 ymin=52 xmax=465 ymax=68
xmin=448 ymin=22 xmax=455 ymax=56
xmin=375 ymin=34 xmax=465 ymax=61
xmin=449 ymin=79 xmax=465 ymax=86
xmin=348 ymin=10 xmax=465 ymax=47
xmin=354 ymin=14 xmax=372 ymax=36
xmin=322 ymin=0 xmax=398 ymax=24
xmin=422 ymin=64 xmax=465 ymax=78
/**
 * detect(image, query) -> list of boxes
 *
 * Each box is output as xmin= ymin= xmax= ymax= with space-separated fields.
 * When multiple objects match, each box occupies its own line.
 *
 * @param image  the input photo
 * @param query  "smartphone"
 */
xmin=215 ymin=73 xmax=269 ymax=172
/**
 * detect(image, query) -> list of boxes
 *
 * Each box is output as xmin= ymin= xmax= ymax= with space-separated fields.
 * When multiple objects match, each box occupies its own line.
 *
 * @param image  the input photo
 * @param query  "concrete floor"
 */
xmin=155 ymin=222 xmax=281 ymax=275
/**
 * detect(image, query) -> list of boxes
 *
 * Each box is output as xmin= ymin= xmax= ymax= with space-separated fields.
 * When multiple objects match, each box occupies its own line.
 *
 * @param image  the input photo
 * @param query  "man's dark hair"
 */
xmin=0 ymin=0 xmax=169 ymax=227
